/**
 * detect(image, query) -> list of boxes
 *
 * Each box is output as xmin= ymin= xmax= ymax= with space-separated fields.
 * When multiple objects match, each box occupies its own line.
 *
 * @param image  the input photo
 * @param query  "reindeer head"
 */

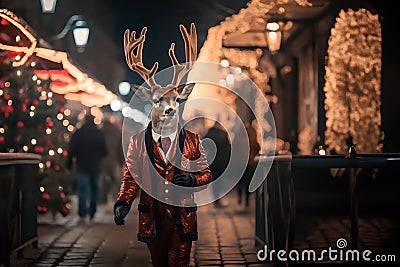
xmin=124 ymin=23 xmax=197 ymax=135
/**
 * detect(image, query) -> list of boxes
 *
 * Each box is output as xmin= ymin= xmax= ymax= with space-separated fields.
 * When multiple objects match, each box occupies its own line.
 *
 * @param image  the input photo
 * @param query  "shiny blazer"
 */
xmin=117 ymin=123 xmax=211 ymax=242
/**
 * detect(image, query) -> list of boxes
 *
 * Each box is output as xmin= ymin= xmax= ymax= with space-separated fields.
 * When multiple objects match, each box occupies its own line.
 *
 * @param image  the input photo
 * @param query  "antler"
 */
xmin=123 ymin=27 xmax=160 ymax=89
xmin=168 ymin=23 xmax=198 ymax=87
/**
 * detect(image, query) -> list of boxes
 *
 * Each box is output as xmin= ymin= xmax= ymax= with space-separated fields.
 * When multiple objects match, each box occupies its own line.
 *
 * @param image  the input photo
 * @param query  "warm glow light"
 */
xmin=57 ymin=148 xmax=63 ymax=154
xmin=220 ymin=59 xmax=229 ymax=67
xmin=67 ymin=125 xmax=74 ymax=132
xmin=219 ymin=79 xmax=227 ymax=86
xmin=62 ymin=120 xmax=69 ymax=126
xmin=269 ymin=31 xmax=278 ymax=40
xmin=15 ymin=55 xmax=21 ymax=61
xmin=119 ymin=81 xmax=131 ymax=95
xmin=110 ymin=99 xmax=122 ymax=111
xmin=46 ymin=100 xmax=53 ymax=106
xmin=0 ymin=128 xmax=4 ymax=133
xmin=23 ymin=145 xmax=28 ymax=151
xmin=32 ymin=75 xmax=38 ymax=81
xmin=48 ymin=92 xmax=53 ymax=97
xmin=31 ymin=61 xmax=36 ymax=67
xmin=46 ymin=128 xmax=52 ymax=134
xmin=16 ymin=70 xmax=21 ymax=76
xmin=39 ymin=163 xmax=44 ymax=169
xmin=39 ymin=186 xmax=45 ymax=192
xmin=318 ymin=149 xmax=326 ymax=156
xmin=29 ymin=111 xmax=35 ymax=117
xmin=266 ymin=22 xmax=280 ymax=31
xmin=30 ymin=105 xmax=35 ymax=111
xmin=40 ymin=0 xmax=57 ymax=13
xmin=49 ymin=149 xmax=55 ymax=156
xmin=73 ymin=24 xmax=90 ymax=52
xmin=235 ymin=67 xmax=242 ymax=74
xmin=57 ymin=113 xmax=63 ymax=120
xmin=31 ymin=138 xmax=37 ymax=145
xmin=15 ymin=35 xmax=20 ymax=42
xmin=226 ymin=74 xmax=235 ymax=85
xmin=64 ymin=109 xmax=71 ymax=116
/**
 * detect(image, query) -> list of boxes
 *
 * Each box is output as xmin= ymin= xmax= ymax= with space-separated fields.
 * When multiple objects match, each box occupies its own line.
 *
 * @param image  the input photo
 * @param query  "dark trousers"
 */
xmin=147 ymin=217 xmax=192 ymax=267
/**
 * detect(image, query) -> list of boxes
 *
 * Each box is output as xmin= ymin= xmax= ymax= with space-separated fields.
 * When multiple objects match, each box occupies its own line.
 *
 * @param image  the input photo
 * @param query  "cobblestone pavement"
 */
xmin=5 ymin=190 xmax=399 ymax=267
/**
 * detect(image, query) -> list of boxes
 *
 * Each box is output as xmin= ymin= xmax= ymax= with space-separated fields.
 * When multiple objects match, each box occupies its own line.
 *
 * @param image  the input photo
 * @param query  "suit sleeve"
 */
xmin=192 ymin=134 xmax=212 ymax=187
xmin=117 ymin=136 xmax=141 ymax=205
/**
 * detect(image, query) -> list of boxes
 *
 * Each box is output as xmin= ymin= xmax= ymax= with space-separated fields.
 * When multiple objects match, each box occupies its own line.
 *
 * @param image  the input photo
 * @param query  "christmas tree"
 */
xmin=0 ymin=60 xmax=74 ymax=218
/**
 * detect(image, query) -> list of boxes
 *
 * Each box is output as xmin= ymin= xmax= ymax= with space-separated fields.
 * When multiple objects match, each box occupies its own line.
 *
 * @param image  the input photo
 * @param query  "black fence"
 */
xmin=0 ymin=153 xmax=41 ymax=267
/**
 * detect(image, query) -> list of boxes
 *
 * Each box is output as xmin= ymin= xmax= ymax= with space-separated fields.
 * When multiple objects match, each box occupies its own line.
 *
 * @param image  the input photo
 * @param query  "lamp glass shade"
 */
xmin=72 ymin=27 xmax=90 ymax=48
xmin=266 ymin=31 xmax=281 ymax=54
xmin=40 ymin=0 xmax=57 ymax=13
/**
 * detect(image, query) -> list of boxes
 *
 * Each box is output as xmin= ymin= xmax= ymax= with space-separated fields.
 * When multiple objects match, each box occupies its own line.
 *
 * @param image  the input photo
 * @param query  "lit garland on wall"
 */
xmin=323 ymin=8 xmax=382 ymax=154
xmin=193 ymin=0 xmax=290 ymax=153
xmin=0 ymin=9 xmax=117 ymax=108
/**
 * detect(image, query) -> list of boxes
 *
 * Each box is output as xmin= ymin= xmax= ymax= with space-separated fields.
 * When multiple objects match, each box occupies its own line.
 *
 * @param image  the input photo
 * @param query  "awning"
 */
xmin=0 ymin=8 xmax=116 ymax=107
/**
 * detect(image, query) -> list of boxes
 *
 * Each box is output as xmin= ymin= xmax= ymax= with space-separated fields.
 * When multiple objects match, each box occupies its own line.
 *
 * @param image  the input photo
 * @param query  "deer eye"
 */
xmin=153 ymin=99 xmax=160 ymax=105
xmin=175 ymin=97 xmax=181 ymax=103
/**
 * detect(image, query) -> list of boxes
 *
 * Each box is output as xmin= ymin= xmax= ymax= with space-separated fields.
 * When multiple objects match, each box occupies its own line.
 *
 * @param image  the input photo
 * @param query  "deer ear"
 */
xmin=178 ymin=83 xmax=195 ymax=100
xmin=132 ymin=84 xmax=152 ymax=101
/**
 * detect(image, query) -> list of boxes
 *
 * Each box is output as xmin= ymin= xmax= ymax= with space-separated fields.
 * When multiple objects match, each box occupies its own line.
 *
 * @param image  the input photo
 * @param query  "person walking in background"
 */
xmin=236 ymin=121 xmax=260 ymax=207
xmin=66 ymin=113 xmax=108 ymax=224
xmin=203 ymin=120 xmax=231 ymax=208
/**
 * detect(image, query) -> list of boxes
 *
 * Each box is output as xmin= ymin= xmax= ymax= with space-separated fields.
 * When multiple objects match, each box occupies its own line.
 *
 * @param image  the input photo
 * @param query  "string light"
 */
xmin=16 ymin=70 xmax=21 ymax=76
xmin=29 ymin=111 xmax=35 ymax=117
xmin=64 ymin=109 xmax=71 ymax=116
xmin=23 ymin=145 xmax=28 ymax=151
xmin=57 ymin=148 xmax=63 ymax=154
xmin=67 ymin=125 xmax=74 ymax=132
xmin=39 ymin=163 xmax=44 ymax=169
xmin=46 ymin=128 xmax=52 ymax=134
xmin=48 ymin=149 xmax=55 ymax=156
xmin=0 ymin=128 xmax=4 ymax=134
xmin=57 ymin=113 xmax=63 ymax=120
xmin=62 ymin=119 xmax=69 ymax=126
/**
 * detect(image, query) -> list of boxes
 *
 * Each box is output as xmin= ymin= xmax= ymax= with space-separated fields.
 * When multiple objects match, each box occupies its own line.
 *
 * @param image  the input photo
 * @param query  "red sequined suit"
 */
xmin=117 ymin=124 xmax=211 ymax=267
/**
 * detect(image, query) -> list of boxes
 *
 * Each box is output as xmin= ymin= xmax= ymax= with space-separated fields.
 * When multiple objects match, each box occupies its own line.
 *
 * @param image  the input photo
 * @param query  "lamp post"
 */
xmin=265 ymin=22 xmax=282 ymax=54
xmin=51 ymin=15 xmax=90 ymax=53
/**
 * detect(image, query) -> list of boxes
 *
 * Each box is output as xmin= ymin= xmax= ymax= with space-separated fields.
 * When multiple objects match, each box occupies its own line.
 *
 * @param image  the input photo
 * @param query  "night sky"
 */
xmin=103 ymin=0 xmax=249 ymax=83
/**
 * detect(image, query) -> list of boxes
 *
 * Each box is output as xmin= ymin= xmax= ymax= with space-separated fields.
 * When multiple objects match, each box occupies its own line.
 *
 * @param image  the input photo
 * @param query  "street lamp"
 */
xmin=51 ymin=15 xmax=90 ymax=53
xmin=40 ymin=0 xmax=57 ymax=13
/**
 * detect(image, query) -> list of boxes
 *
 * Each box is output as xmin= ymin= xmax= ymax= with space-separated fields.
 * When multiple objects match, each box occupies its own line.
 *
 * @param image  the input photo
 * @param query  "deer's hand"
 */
xmin=173 ymin=173 xmax=196 ymax=187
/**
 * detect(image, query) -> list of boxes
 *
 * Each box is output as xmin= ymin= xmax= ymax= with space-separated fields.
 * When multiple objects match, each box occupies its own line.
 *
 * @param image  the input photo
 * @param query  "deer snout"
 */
xmin=165 ymin=108 xmax=176 ymax=116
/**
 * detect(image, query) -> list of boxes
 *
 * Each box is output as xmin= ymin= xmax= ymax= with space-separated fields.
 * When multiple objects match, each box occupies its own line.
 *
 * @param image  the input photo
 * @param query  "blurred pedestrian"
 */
xmin=66 ymin=114 xmax=108 ymax=224
xmin=236 ymin=121 xmax=260 ymax=207
xmin=203 ymin=120 xmax=231 ymax=208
